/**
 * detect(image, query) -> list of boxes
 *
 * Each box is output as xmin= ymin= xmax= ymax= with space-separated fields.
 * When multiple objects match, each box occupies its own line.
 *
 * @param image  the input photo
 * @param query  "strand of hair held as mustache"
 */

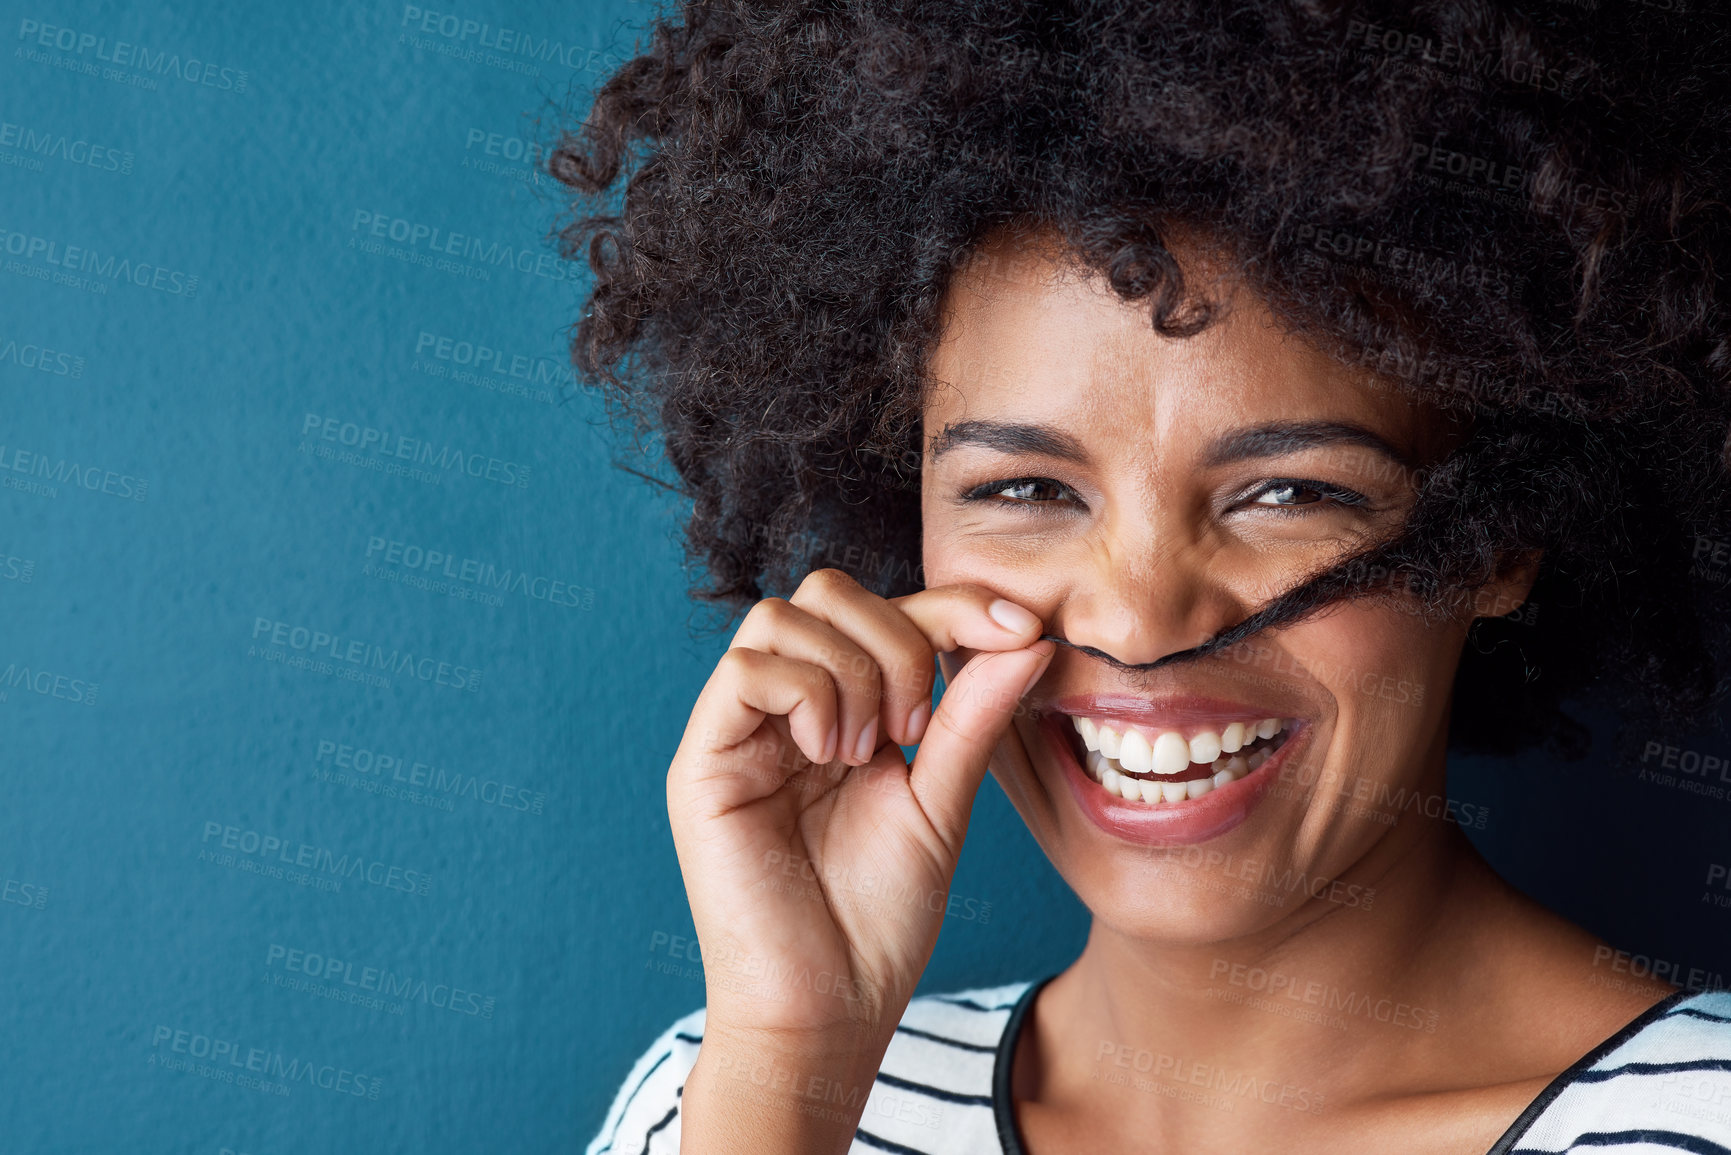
xmin=1035 ymin=526 xmax=1444 ymax=673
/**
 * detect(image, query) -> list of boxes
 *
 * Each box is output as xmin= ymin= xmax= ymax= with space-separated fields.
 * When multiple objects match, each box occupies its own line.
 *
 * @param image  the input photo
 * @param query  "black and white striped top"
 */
xmin=587 ymin=981 xmax=1731 ymax=1154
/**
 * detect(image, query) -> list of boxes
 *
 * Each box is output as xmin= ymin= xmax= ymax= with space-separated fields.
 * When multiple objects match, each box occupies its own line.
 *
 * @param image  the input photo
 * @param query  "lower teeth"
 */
xmin=1083 ymin=734 xmax=1284 ymax=805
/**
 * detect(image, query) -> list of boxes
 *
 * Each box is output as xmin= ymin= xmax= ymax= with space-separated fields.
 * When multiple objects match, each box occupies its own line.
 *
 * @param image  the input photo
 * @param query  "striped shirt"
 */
xmin=587 ymin=981 xmax=1731 ymax=1155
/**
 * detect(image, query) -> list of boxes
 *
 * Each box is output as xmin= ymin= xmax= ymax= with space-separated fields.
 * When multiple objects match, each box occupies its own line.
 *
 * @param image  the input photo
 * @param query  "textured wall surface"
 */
xmin=0 ymin=3 xmax=1725 ymax=1153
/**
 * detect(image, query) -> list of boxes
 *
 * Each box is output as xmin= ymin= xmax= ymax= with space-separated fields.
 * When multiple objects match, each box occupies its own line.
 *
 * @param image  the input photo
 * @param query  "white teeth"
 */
xmin=1188 ymin=730 xmax=1222 ymax=765
xmin=1152 ymin=731 xmax=1191 ymax=775
xmin=1118 ymin=729 xmax=1154 ymax=774
xmin=1086 ymin=749 xmax=1109 ymax=779
xmin=1072 ymin=714 xmax=1292 ymax=805
xmin=1075 ymin=716 xmax=1100 ymax=751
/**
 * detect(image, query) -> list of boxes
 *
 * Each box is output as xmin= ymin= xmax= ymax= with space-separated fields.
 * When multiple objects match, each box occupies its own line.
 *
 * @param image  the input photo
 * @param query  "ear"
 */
xmin=1470 ymin=549 xmax=1542 ymax=621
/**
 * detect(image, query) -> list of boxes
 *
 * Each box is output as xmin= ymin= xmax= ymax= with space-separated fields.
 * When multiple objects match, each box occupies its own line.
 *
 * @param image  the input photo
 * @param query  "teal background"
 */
xmin=0 ymin=2 xmax=1724 ymax=1153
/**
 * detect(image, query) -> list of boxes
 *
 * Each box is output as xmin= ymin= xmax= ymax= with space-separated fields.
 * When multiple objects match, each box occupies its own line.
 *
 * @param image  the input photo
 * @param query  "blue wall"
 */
xmin=0 ymin=3 xmax=1725 ymax=1152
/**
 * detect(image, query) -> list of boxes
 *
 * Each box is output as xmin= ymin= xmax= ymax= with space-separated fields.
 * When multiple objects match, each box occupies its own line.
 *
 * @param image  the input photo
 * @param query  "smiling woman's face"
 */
xmin=920 ymin=229 xmax=1510 ymax=944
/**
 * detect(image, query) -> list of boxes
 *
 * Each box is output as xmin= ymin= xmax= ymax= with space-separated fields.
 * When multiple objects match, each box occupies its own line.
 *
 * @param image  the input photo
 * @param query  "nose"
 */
xmin=1044 ymin=527 xmax=1253 ymax=669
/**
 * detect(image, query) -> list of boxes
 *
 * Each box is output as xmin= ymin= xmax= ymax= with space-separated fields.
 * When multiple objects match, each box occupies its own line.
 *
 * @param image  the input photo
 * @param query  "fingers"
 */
xmin=908 ymin=641 xmax=1054 ymax=856
xmin=678 ymin=648 xmax=839 ymax=794
xmin=787 ymin=572 xmax=1043 ymax=748
xmin=682 ymin=570 xmax=1047 ymax=819
xmin=732 ymin=595 xmax=885 ymax=763
xmin=777 ymin=570 xmax=1044 ymax=751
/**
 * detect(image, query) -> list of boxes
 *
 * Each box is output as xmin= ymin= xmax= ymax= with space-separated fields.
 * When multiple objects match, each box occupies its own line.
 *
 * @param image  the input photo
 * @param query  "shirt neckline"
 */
xmin=990 ymin=974 xmax=1691 ymax=1155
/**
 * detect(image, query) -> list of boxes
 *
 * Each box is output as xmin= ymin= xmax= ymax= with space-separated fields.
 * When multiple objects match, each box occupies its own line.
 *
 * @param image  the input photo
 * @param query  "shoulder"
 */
xmin=587 ymin=980 xmax=1037 ymax=1155
xmin=1506 ymin=989 xmax=1731 ymax=1153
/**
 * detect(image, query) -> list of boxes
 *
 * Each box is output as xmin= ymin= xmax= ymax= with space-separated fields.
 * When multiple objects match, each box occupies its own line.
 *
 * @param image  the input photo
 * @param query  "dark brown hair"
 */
xmin=551 ymin=0 xmax=1731 ymax=754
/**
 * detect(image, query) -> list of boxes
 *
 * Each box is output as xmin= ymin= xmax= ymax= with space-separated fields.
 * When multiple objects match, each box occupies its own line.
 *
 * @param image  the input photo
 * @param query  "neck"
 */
xmin=1039 ymin=790 xmax=1514 ymax=1132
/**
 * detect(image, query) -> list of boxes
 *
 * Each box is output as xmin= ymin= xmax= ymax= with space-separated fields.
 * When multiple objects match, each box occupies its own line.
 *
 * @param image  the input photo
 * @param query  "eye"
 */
xmin=1241 ymin=479 xmax=1370 ymax=511
xmin=962 ymin=476 xmax=1080 ymax=506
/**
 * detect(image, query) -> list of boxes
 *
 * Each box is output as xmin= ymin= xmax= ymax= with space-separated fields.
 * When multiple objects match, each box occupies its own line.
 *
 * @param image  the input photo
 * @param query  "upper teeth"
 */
xmin=1076 ymin=717 xmax=1286 ymax=771
xmin=1073 ymin=715 xmax=1292 ymax=805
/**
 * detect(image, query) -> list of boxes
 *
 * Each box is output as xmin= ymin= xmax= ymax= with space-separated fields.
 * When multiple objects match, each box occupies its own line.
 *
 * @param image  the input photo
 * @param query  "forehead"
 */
xmin=924 ymin=230 xmax=1425 ymax=445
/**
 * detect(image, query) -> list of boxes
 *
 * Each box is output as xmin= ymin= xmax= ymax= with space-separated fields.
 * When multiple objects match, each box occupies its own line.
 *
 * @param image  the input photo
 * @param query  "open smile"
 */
xmin=1037 ymin=698 xmax=1310 ymax=846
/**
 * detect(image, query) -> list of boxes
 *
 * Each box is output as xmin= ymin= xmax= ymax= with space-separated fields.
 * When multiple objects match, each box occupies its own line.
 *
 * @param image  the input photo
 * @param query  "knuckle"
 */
xmin=714 ymin=646 xmax=762 ymax=679
xmin=879 ymin=654 xmax=933 ymax=701
xmin=794 ymin=567 xmax=862 ymax=605
xmin=930 ymin=581 xmax=995 ymax=606
xmin=742 ymin=595 xmax=797 ymax=631
xmin=829 ymin=645 xmax=882 ymax=691
xmin=799 ymin=663 xmax=837 ymax=694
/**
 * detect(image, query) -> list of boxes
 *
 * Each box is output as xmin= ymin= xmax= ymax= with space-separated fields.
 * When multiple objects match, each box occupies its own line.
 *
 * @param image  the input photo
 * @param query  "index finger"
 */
xmin=889 ymin=585 xmax=1045 ymax=656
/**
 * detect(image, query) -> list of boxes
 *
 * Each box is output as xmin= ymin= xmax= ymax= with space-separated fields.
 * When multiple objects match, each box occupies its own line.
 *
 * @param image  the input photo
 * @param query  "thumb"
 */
xmin=907 ymin=642 xmax=1054 ymax=855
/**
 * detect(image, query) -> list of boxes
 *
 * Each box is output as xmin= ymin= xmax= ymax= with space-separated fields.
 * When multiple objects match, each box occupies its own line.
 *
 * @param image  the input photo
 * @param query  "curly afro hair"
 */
xmin=550 ymin=0 xmax=1731 ymax=756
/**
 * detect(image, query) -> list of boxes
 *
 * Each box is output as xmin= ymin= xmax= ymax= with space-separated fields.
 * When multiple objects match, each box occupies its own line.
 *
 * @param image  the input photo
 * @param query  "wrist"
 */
xmin=679 ymin=1028 xmax=892 ymax=1155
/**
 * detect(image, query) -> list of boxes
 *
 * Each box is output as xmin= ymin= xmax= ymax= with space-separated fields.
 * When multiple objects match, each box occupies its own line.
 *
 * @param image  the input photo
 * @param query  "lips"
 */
xmin=1036 ymin=697 xmax=1310 ymax=847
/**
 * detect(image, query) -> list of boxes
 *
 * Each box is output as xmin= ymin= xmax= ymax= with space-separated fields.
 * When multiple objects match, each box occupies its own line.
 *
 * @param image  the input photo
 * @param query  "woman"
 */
xmin=557 ymin=1 xmax=1731 ymax=1151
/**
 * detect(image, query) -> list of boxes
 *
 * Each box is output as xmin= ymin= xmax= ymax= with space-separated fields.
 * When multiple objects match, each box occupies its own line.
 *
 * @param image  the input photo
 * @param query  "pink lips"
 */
xmin=1039 ymin=706 xmax=1307 ymax=847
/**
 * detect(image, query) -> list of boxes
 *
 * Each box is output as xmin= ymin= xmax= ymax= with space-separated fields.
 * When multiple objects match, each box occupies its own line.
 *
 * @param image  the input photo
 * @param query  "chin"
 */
xmin=996 ymin=702 xmax=1393 ymax=942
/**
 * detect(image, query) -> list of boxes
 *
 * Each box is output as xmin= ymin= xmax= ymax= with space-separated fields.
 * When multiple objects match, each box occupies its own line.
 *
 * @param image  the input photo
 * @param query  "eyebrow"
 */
xmin=927 ymin=417 xmax=1414 ymax=469
xmin=928 ymin=420 xmax=1089 ymax=463
xmin=1202 ymin=421 xmax=1415 ymax=470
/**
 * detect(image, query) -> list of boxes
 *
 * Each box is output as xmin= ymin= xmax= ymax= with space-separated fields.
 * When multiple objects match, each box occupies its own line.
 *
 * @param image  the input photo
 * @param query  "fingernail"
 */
xmin=904 ymin=701 xmax=930 ymax=744
xmin=988 ymin=598 xmax=1039 ymax=634
xmin=852 ymin=718 xmax=878 ymax=764
xmin=824 ymin=723 xmax=839 ymax=764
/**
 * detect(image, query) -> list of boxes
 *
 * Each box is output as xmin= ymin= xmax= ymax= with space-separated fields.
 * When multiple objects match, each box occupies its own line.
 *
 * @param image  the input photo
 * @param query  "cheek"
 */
xmin=1284 ymin=605 xmax=1459 ymax=745
xmin=920 ymin=528 xmax=1074 ymax=617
